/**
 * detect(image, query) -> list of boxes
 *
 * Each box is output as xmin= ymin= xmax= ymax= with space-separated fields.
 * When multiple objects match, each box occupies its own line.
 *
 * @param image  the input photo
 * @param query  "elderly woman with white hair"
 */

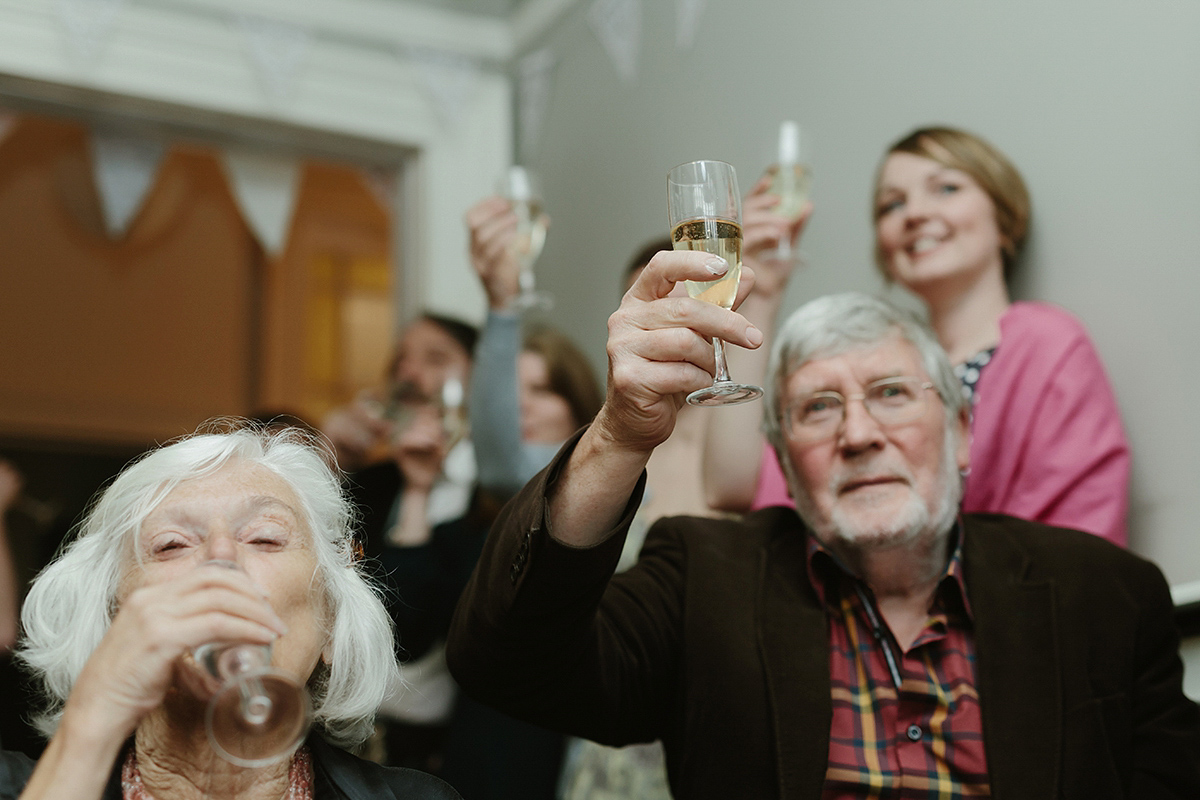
xmin=1 ymin=425 xmax=460 ymax=800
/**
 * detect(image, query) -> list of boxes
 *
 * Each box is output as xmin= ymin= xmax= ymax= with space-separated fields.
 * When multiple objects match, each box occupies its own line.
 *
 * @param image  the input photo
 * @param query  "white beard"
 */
xmin=787 ymin=427 xmax=963 ymax=552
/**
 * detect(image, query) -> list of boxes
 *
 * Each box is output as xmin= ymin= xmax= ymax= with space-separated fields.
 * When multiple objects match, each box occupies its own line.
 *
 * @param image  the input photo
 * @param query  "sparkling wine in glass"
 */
xmin=667 ymin=160 xmax=763 ymax=406
xmin=501 ymin=166 xmax=553 ymax=312
xmin=192 ymin=561 xmax=312 ymax=767
xmin=766 ymin=121 xmax=811 ymax=264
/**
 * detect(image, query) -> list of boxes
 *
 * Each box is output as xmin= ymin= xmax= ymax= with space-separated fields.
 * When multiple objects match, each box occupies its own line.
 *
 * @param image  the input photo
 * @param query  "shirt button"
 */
xmin=906 ymin=724 xmax=922 ymax=742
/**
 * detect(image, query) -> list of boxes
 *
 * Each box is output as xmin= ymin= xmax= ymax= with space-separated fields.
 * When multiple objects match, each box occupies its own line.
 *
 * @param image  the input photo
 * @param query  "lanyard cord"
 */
xmin=852 ymin=581 xmax=904 ymax=689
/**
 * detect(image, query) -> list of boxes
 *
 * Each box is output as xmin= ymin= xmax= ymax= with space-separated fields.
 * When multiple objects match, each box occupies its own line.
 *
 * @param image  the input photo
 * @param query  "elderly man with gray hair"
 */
xmin=447 ymin=250 xmax=1200 ymax=799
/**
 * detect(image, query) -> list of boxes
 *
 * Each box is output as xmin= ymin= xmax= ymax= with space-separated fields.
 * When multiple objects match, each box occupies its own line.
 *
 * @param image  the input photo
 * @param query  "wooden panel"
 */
xmin=0 ymin=116 xmax=259 ymax=445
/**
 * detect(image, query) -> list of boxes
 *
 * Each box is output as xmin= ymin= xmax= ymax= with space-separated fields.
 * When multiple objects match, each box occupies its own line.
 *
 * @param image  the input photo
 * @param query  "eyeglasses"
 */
xmin=783 ymin=376 xmax=936 ymax=443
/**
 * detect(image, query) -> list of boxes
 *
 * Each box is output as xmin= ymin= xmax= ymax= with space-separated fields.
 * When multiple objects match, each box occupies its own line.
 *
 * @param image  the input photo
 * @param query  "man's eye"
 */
xmin=801 ymin=397 xmax=840 ymax=419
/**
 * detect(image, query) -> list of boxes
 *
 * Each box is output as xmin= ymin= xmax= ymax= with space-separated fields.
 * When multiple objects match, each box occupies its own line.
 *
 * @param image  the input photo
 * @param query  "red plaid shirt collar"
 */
xmin=803 ymin=517 xmax=974 ymax=622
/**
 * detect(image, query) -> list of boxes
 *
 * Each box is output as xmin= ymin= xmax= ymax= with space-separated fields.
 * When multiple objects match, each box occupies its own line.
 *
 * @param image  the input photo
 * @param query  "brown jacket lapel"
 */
xmin=757 ymin=513 xmax=833 ymax=800
xmin=964 ymin=515 xmax=1062 ymax=800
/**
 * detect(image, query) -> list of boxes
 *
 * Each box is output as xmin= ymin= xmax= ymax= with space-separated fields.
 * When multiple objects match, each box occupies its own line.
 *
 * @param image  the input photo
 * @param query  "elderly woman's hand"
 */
xmin=61 ymin=562 xmax=288 ymax=745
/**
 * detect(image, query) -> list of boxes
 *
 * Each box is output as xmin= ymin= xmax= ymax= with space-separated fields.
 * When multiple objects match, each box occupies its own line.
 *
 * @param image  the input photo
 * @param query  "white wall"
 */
xmin=517 ymin=0 xmax=1200 ymax=591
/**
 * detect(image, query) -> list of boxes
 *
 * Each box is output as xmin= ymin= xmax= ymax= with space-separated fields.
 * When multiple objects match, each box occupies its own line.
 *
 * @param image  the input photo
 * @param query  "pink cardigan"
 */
xmin=752 ymin=302 xmax=1130 ymax=546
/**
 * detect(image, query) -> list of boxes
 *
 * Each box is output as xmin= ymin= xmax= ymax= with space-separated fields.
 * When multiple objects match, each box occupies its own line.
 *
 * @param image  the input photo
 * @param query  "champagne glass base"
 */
xmin=510 ymin=290 xmax=554 ymax=313
xmin=686 ymin=381 xmax=763 ymax=407
xmin=206 ymin=670 xmax=311 ymax=768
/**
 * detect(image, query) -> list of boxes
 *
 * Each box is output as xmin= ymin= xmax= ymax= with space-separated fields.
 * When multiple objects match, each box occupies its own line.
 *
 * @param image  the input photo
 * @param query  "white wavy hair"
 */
xmin=17 ymin=422 xmax=400 ymax=748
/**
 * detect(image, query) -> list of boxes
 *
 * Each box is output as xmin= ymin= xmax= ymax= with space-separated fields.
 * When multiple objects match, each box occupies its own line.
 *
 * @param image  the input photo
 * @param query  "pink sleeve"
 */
xmin=751 ymin=445 xmax=795 ymax=510
xmin=963 ymin=305 xmax=1130 ymax=545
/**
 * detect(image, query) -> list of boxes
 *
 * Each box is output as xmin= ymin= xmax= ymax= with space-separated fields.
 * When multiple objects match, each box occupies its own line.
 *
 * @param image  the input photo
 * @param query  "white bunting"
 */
xmin=408 ymin=46 xmax=482 ymax=130
xmin=517 ymin=48 xmax=556 ymax=164
xmin=237 ymin=14 xmax=312 ymax=102
xmin=588 ymin=0 xmax=642 ymax=83
xmin=54 ymin=0 xmax=125 ymax=65
xmin=220 ymin=148 xmax=302 ymax=257
xmin=362 ymin=166 xmax=397 ymax=217
xmin=675 ymin=0 xmax=706 ymax=50
xmin=89 ymin=130 xmax=166 ymax=239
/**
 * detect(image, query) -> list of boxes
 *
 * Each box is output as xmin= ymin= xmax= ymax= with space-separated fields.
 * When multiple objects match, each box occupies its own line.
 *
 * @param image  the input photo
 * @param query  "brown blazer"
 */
xmin=446 ymin=445 xmax=1200 ymax=799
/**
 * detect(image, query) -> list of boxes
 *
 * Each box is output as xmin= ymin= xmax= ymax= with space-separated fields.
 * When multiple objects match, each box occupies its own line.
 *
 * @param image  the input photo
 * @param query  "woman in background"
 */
xmin=375 ymin=195 xmax=602 ymax=800
xmin=705 ymin=126 xmax=1130 ymax=545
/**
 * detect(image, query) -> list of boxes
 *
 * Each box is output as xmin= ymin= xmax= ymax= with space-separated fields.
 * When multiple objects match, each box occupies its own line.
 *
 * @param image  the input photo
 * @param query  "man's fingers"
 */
xmin=629 ymin=249 xmax=738 ymax=302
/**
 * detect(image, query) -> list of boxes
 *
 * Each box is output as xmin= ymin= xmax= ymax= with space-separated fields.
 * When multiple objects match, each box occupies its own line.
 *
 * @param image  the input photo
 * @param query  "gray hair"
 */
xmin=762 ymin=292 xmax=964 ymax=455
xmin=17 ymin=422 xmax=400 ymax=749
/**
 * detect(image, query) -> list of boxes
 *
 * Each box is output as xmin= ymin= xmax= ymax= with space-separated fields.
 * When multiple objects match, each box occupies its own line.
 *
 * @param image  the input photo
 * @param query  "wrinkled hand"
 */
xmin=742 ymin=172 xmax=813 ymax=301
xmin=593 ymin=250 xmax=763 ymax=453
xmin=64 ymin=563 xmax=287 ymax=742
xmin=466 ymin=196 xmax=533 ymax=312
xmin=0 ymin=460 xmax=21 ymax=513
xmin=321 ymin=396 xmax=394 ymax=471
xmin=390 ymin=404 xmax=448 ymax=493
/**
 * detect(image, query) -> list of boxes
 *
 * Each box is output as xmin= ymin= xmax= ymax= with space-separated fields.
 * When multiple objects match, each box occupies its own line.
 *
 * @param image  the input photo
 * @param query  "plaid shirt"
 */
xmin=806 ymin=525 xmax=991 ymax=798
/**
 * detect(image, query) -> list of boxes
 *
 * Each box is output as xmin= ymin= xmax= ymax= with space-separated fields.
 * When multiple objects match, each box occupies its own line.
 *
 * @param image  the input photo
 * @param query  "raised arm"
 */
xmin=548 ymin=250 xmax=763 ymax=545
xmin=446 ymin=249 xmax=761 ymax=738
xmin=701 ymin=176 xmax=810 ymax=512
xmin=464 ymin=196 xmax=552 ymax=495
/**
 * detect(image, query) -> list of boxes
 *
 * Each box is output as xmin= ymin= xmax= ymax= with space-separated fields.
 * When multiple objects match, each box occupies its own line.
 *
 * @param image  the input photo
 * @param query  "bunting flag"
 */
xmin=88 ymin=130 xmax=166 ymax=239
xmin=220 ymin=148 xmax=302 ymax=257
xmin=408 ymin=46 xmax=482 ymax=130
xmin=237 ymin=14 xmax=312 ymax=102
xmin=675 ymin=0 xmax=706 ymax=50
xmin=362 ymin=166 xmax=397 ymax=217
xmin=587 ymin=0 xmax=642 ymax=83
xmin=517 ymin=48 xmax=556 ymax=164
xmin=53 ymin=0 xmax=125 ymax=65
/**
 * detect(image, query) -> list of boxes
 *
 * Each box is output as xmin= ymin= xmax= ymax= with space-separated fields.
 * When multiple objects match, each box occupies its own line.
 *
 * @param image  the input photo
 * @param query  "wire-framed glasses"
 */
xmin=784 ymin=376 xmax=936 ymax=443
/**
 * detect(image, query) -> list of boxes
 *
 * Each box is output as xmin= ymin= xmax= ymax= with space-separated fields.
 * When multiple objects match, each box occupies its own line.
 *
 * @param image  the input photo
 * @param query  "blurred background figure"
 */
xmin=454 ymin=194 xmax=604 ymax=798
xmin=704 ymin=125 xmax=1131 ymax=546
xmin=321 ymin=314 xmax=478 ymax=772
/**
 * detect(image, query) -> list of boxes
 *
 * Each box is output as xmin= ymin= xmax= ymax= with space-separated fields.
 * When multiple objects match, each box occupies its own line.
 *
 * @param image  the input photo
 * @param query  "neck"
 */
xmin=919 ymin=268 xmax=1010 ymax=364
xmin=834 ymin=529 xmax=951 ymax=650
xmin=134 ymin=703 xmax=294 ymax=800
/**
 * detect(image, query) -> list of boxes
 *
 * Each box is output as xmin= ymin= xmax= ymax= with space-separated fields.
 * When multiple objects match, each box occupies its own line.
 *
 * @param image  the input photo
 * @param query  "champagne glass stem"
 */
xmin=239 ymin=675 xmax=273 ymax=725
xmin=712 ymin=338 xmax=732 ymax=384
xmin=519 ymin=267 xmax=536 ymax=294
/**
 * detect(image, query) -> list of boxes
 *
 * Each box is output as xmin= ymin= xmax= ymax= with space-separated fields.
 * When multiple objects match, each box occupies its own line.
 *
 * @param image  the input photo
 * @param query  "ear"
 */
xmin=954 ymin=405 xmax=971 ymax=473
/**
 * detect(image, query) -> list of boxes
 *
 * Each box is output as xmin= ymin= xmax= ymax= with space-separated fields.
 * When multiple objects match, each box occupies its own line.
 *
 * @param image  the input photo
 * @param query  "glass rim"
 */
xmin=667 ymin=159 xmax=736 ymax=179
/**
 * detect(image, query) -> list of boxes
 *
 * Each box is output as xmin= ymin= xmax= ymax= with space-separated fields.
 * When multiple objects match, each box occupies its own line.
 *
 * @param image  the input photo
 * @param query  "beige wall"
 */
xmin=517 ymin=0 xmax=1200 ymax=592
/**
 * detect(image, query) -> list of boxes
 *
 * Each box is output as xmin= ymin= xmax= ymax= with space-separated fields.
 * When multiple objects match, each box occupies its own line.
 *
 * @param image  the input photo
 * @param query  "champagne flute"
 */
xmin=192 ymin=560 xmax=312 ymax=767
xmin=439 ymin=373 xmax=469 ymax=450
xmin=765 ymin=121 xmax=811 ymax=264
xmin=501 ymin=166 xmax=553 ymax=312
xmin=667 ymin=160 xmax=763 ymax=406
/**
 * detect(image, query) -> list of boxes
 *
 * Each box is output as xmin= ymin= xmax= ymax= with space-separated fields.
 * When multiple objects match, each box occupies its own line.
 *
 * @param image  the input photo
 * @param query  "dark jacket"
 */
xmin=0 ymin=734 xmax=461 ymax=800
xmin=446 ymin=438 xmax=1200 ymax=800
